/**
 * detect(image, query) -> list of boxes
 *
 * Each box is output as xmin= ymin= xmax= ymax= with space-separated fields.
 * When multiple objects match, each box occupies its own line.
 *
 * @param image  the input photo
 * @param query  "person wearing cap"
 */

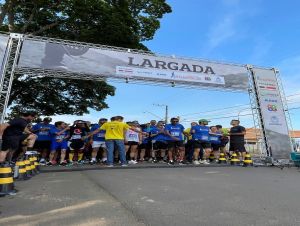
xmin=228 ymin=119 xmax=246 ymax=161
xmin=89 ymin=118 xmax=108 ymax=164
xmin=31 ymin=117 xmax=55 ymax=165
xmin=164 ymin=117 xmax=186 ymax=165
xmin=0 ymin=111 xmax=38 ymax=165
xmin=68 ymin=120 xmax=90 ymax=164
xmin=190 ymin=119 xmax=212 ymax=165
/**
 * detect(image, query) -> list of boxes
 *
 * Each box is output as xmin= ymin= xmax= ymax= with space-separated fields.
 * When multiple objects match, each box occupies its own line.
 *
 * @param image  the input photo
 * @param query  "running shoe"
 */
xmin=128 ymin=160 xmax=135 ymax=165
xmin=202 ymin=160 xmax=210 ymax=165
xmin=193 ymin=160 xmax=200 ymax=165
xmin=60 ymin=160 xmax=67 ymax=166
xmin=89 ymin=160 xmax=97 ymax=165
xmin=179 ymin=160 xmax=185 ymax=165
xmin=121 ymin=164 xmax=128 ymax=167
xmin=152 ymin=158 xmax=158 ymax=163
xmin=168 ymin=160 xmax=174 ymax=165
xmin=106 ymin=164 xmax=114 ymax=167
xmin=39 ymin=159 xmax=47 ymax=166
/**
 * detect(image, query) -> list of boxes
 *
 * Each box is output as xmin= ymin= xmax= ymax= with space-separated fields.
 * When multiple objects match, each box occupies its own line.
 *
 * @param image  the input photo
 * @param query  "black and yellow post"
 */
xmin=15 ymin=161 xmax=27 ymax=180
xmin=230 ymin=153 xmax=240 ymax=166
xmin=24 ymin=159 xmax=32 ymax=178
xmin=29 ymin=156 xmax=36 ymax=175
xmin=0 ymin=165 xmax=16 ymax=196
xmin=209 ymin=152 xmax=215 ymax=162
xmin=243 ymin=153 xmax=253 ymax=167
xmin=33 ymin=156 xmax=40 ymax=174
xmin=218 ymin=153 xmax=227 ymax=164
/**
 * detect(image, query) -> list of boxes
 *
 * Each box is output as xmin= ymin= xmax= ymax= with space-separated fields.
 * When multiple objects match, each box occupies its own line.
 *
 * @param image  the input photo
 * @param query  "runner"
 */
xmin=184 ymin=122 xmax=198 ymax=163
xmin=210 ymin=126 xmax=223 ymax=161
xmin=68 ymin=120 xmax=89 ymax=164
xmin=216 ymin=125 xmax=229 ymax=156
xmin=49 ymin=121 xmax=70 ymax=166
xmin=89 ymin=118 xmax=108 ymax=164
xmin=125 ymin=122 xmax=142 ymax=164
xmin=229 ymin=119 xmax=247 ymax=161
xmin=31 ymin=117 xmax=54 ymax=165
xmin=150 ymin=122 xmax=168 ymax=163
xmin=165 ymin=117 xmax=186 ymax=165
xmin=0 ymin=111 xmax=37 ymax=165
xmin=191 ymin=119 xmax=211 ymax=165
xmin=139 ymin=123 xmax=151 ymax=162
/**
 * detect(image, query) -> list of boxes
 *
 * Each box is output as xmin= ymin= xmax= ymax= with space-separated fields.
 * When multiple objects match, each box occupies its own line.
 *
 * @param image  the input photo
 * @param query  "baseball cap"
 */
xmin=76 ymin=120 xmax=85 ymax=124
xmin=199 ymin=119 xmax=210 ymax=124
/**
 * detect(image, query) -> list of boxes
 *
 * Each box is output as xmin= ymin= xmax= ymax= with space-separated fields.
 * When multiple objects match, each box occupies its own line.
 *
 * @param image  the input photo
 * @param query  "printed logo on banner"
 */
xmin=269 ymin=116 xmax=282 ymax=126
xmin=264 ymin=98 xmax=278 ymax=103
xmin=267 ymin=104 xmax=277 ymax=112
xmin=257 ymin=76 xmax=276 ymax=82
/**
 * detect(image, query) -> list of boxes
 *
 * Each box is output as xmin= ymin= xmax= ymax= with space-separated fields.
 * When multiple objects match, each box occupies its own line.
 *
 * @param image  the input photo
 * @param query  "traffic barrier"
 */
xmin=29 ymin=157 xmax=37 ymax=175
xmin=218 ymin=153 xmax=227 ymax=164
xmin=33 ymin=156 xmax=40 ymax=174
xmin=230 ymin=153 xmax=240 ymax=166
xmin=209 ymin=152 xmax=215 ymax=162
xmin=14 ymin=160 xmax=27 ymax=180
xmin=243 ymin=153 xmax=253 ymax=167
xmin=0 ymin=165 xmax=16 ymax=196
xmin=24 ymin=159 xmax=32 ymax=178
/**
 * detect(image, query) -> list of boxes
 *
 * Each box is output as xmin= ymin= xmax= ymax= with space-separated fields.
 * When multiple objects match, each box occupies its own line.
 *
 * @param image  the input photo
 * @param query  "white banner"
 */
xmin=17 ymin=38 xmax=249 ymax=91
xmin=253 ymin=68 xmax=291 ymax=159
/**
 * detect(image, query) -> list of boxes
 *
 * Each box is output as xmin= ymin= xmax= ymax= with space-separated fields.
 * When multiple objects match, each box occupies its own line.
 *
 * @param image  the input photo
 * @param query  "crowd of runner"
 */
xmin=0 ymin=112 xmax=247 ymax=167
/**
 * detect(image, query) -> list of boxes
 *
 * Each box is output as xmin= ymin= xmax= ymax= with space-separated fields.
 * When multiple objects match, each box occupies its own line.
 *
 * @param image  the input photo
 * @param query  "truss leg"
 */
xmin=0 ymin=33 xmax=23 ymax=123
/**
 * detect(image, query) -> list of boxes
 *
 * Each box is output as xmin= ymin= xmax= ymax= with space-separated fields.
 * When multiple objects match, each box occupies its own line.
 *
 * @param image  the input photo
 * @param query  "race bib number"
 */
xmin=201 ymin=135 xmax=209 ymax=141
xmin=210 ymin=136 xmax=218 ymax=141
xmin=39 ymin=131 xmax=49 ymax=135
xmin=171 ymin=131 xmax=180 ymax=137
xmin=56 ymin=135 xmax=65 ymax=140
xmin=129 ymin=133 xmax=138 ymax=138
xmin=97 ymin=133 xmax=105 ymax=138
xmin=71 ymin=135 xmax=81 ymax=139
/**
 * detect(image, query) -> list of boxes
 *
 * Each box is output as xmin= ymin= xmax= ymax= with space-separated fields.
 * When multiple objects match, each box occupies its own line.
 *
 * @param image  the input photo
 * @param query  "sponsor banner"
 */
xmin=17 ymin=38 xmax=249 ymax=91
xmin=0 ymin=34 xmax=9 ymax=79
xmin=253 ymin=68 xmax=291 ymax=159
xmin=116 ymin=66 xmax=226 ymax=85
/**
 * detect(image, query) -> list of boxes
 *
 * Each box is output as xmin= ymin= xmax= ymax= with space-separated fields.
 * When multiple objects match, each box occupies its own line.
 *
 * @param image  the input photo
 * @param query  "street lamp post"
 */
xmin=153 ymin=104 xmax=168 ymax=124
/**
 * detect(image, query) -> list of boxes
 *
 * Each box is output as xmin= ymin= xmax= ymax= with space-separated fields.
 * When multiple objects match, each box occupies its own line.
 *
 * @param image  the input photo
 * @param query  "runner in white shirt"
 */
xmin=125 ymin=122 xmax=142 ymax=164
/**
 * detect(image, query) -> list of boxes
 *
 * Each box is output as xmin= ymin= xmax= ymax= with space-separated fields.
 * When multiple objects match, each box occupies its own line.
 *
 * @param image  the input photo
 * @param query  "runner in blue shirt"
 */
xmin=209 ymin=126 xmax=223 ymax=161
xmin=49 ymin=121 xmax=70 ymax=166
xmin=164 ymin=117 xmax=186 ymax=165
xmin=191 ymin=119 xmax=212 ymax=165
xmin=89 ymin=118 xmax=107 ymax=164
xmin=150 ymin=122 xmax=168 ymax=163
xmin=138 ymin=123 xmax=151 ymax=162
xmin=31 ymin=117 xmax=54 ymax=165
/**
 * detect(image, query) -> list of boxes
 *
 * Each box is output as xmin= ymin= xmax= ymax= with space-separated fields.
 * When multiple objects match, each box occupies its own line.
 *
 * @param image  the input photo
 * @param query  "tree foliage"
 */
xmin=0 ymin=0 xmax=171 ymax=116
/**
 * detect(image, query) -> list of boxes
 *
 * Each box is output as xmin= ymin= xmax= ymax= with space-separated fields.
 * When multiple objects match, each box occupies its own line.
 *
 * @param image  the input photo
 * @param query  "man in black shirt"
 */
xmin=229 ymin=119 xmax=247 ymax=160
xmin=0 ymin=112 xmax=37 ymax=164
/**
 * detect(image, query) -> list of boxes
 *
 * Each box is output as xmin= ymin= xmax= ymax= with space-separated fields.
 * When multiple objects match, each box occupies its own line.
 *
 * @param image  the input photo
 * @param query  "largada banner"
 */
xmin=252 ymin=68 xmax=291 ymax=159
xmin=17 ymin=38 xmax=249 ymax=91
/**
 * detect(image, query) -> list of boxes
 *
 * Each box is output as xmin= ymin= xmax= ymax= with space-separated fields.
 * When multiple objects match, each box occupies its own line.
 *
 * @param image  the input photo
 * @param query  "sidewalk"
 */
xmin=0 ymin=171 xmax=145 ymax=226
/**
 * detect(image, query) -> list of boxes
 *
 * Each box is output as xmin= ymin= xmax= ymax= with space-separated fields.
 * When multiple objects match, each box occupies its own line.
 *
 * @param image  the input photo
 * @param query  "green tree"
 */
xmin=0 ymin=0 xmax=171 ymax=116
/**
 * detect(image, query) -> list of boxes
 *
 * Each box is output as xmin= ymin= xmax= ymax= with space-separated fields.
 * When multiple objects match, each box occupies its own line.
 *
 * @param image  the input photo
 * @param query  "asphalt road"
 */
xmin=1 ymin=166 xmax=300 ymax=226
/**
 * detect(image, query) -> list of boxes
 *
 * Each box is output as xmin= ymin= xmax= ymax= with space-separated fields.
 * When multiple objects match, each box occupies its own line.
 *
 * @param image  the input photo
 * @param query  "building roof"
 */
xmin=244 ymin=128 xmax=300 ymax=141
